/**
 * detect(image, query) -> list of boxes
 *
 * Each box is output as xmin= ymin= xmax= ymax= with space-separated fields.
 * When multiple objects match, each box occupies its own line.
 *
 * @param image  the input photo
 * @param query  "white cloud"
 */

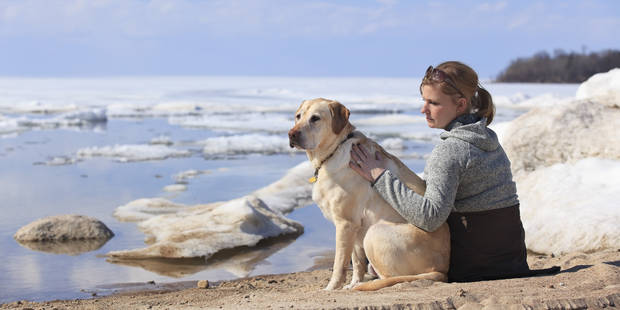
xmin=0 ymin=0 xmax=406 ymax=38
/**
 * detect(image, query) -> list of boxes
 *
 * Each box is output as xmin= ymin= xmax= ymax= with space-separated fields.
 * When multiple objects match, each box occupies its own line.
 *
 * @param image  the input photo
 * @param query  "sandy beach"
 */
xmin=2 ymin=249 xmax=618 ymax=309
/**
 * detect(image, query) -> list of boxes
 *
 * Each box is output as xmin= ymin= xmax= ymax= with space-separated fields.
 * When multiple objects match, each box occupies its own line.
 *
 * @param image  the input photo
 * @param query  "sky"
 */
xmin=0 ymin=0 xmax=619 ymax=78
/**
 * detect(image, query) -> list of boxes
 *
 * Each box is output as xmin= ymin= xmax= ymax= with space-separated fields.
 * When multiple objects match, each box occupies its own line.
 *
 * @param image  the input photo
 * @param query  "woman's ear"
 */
xmin=456 ymin=97 xmax=467 ymax=113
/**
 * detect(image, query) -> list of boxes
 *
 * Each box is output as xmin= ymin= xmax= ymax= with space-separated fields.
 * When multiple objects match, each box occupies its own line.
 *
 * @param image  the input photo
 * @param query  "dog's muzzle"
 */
xmin=288 ymin=129 xmax=300 ymax=148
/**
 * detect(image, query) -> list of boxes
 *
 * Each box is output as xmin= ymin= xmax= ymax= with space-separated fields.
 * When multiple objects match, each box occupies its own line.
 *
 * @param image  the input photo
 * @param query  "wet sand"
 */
xmin=2 ymin=249 xmax=618 ymax=309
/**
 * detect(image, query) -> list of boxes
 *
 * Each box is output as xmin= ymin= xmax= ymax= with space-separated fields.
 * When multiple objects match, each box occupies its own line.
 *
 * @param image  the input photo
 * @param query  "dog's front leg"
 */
xmin=325 ymin=222 xmax=356 ymax=290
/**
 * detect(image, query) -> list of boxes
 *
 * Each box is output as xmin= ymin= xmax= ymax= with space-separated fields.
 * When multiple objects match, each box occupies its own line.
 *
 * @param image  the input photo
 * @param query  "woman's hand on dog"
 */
xmin=349 ymin=143 xmax=387 ymax=183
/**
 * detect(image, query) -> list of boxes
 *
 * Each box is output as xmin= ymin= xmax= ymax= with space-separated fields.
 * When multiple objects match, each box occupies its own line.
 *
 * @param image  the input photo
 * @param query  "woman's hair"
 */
xmin=420 ymin=61 xmax=495 ymax=125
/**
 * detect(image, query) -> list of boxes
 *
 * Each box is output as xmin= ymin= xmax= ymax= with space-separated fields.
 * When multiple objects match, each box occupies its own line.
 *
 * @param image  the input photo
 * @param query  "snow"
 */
xmin=576 ymin=68 xmax=620 ymax=102
xmin=518 ymin=158 xmax=620 ymax=254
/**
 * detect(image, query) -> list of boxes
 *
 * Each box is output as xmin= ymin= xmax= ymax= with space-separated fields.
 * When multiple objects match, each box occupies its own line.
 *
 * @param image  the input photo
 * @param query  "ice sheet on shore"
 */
xmin=503 ymin=68 xmax=620 ymax=254
xmin=518 ymin=158 xmax=620 ymax=254
xmin=76 ymin=144 xmax=192 ymax=162
xmin=108 ymin=161 xmax=313 ymax=259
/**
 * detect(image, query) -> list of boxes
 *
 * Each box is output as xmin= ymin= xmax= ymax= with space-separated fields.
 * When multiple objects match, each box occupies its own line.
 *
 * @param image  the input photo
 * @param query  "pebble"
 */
xmin=197 ymin=280 xmax=209 ymax=289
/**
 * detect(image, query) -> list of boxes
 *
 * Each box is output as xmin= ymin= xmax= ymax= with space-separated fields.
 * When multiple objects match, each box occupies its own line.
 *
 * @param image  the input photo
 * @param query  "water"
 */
xmin=0 ymin=76 xmax=579 ymax=303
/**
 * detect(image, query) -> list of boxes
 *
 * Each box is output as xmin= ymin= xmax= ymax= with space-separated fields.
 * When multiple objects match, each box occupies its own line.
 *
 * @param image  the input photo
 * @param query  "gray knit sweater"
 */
xmin=372 ymin=114 xmax=519 ymax=232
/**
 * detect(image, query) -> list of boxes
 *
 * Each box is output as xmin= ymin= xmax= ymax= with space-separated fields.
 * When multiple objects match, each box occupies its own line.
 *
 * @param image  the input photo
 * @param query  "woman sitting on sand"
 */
xmin=349 ymin=61 xmax=557 ymax=282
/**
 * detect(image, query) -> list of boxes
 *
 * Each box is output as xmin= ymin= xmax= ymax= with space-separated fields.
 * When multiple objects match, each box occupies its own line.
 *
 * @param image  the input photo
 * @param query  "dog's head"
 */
xmin=288 ymin=98 xmax=350 ymax=151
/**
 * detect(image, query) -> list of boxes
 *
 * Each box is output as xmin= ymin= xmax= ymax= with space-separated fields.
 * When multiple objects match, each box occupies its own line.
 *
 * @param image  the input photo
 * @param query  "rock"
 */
xmin=14 ymin=215 xmax=114 ymax=242
xmin=197 ymin=280 xmax=209 ymax=289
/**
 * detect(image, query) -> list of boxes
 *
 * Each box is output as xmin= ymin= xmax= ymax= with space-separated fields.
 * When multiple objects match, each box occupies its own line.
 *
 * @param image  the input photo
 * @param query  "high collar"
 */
xmin=445 ymin=113 xmax=481 ymax=132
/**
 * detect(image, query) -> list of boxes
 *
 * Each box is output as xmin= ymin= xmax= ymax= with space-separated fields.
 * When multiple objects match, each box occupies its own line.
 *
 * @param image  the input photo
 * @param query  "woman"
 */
xmin=349 ymin=61 xmax=558 ymax=282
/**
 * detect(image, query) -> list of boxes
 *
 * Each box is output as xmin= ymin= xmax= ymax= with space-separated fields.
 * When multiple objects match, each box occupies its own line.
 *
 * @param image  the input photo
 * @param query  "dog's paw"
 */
xmin=343 ymin=280 xmax=361 ymax=290
xmin=324 ymin=280 xmax=344 ymax=290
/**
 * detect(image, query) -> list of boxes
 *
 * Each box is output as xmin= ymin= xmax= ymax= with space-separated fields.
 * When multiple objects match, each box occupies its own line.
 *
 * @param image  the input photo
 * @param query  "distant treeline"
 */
xmin=496 ymin=49 xmax=620 ymax=83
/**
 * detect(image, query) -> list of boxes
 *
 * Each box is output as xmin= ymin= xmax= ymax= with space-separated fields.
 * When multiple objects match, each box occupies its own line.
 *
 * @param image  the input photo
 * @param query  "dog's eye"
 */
xmin=310 ymin=115 xmax=320 ymax=123
xmin=295 ymin=114 xmax=301 ymax=120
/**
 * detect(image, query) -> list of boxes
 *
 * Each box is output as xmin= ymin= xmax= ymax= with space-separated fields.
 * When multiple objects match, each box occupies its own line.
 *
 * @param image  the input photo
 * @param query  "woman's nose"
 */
xmin=420 ymin=102 xmax=428 ymax=114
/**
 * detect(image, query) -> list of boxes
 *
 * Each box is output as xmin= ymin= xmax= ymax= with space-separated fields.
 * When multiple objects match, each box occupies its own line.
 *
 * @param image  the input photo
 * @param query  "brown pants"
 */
xmin=447 ymin=205 xmax=558 ymax=282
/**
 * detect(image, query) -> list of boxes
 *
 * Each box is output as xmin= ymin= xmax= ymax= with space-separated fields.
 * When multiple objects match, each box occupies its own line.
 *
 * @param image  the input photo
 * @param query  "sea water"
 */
xmin=0 ymin=76 xmax=579 ymax=303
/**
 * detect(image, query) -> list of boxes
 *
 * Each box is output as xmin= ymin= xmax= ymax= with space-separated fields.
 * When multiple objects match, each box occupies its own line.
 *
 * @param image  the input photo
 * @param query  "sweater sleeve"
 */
xmin=372 ymin=140 xmax=465 ymax=232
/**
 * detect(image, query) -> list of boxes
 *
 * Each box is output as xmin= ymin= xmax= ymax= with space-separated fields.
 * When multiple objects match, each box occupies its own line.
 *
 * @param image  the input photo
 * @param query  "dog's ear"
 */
xmin=329 ymin=101 xmax=350 ymax=135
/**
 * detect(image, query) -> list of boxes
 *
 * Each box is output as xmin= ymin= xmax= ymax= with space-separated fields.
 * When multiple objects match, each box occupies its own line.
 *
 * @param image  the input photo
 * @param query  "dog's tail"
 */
xmin=352 ymin=271 xmax=447 ymax=291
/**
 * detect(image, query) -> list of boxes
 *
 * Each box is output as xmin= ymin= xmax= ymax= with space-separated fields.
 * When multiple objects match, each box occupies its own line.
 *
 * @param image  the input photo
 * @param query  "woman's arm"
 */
xmin=351 ymin=142 xmax=465 ymax=232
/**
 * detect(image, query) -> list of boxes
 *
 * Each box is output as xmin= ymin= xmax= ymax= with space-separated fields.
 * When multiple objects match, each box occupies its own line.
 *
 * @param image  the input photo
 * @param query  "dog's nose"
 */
xmin=288 ymin=129 xmax=299 ymax=148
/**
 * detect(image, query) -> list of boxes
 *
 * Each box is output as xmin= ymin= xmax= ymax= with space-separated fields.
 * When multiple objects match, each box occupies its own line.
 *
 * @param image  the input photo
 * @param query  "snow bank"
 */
xmin=502 ymin=99 xmax=620 ymax=174
xmin=252 ymin=161 xmax=313 ymax=214
xmin=77 ymin=144 xmax=191 ymax=162
xmin=576 ymin=68 xmax=620 ymax=103
xmin=518 ymin=158 xmax=620 ymax=254
xmin=502 ymin=69 xmax=620 ymax=254
xmin=108 ymin=161 xmax=313 ymax=259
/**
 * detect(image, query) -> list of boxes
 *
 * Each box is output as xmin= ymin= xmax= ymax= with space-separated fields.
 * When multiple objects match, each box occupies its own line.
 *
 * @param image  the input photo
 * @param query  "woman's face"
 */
xmin=420 ymin=84 xmax=464 ymax=129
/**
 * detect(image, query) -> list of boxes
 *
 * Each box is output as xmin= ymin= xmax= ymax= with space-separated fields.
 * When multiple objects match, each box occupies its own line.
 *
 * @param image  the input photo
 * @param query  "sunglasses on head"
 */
xmin=423 ymin=66 xmax=465 ymax=98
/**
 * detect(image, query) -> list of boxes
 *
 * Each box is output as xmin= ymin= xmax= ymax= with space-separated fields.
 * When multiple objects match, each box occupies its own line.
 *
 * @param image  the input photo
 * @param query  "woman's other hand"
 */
xmin=349 ymin=143 xmax=387 ymax=183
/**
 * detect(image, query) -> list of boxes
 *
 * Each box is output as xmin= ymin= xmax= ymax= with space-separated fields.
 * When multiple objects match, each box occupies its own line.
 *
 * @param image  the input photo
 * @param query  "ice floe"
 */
xmin=168 ymin=113 xmax=293 ymax=133
xmin=113 ymin=198 xmax=190 ymax=222
xmin=198 ymin=134 xmax=296 ymax=156
xmin=162 ymin=184 xmax=187 ymax=192
xmin=0 ymin=108 xmax=107 ymax=137
xmin=107 ymin=196 xmax=303 ymax=259
xmin=173 ymin=169 xmax=211 ymax=182
xmin=76 ymin=144 xmax=192 ymax=162
xmin=108 ymin=162 xmax=313 ymax=259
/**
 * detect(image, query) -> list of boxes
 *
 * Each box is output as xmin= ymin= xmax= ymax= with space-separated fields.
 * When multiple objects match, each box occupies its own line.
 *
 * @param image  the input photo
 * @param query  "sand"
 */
xmin=1 ymin=249 xmax=618 ymax=310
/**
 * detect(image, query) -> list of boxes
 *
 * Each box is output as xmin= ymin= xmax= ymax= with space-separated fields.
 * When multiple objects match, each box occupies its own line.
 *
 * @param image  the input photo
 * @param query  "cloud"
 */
xmin=0 ymin=0 xmax=407 ymax=39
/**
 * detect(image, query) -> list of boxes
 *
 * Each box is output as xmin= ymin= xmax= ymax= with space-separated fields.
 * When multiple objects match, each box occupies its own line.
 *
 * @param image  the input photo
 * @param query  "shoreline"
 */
xmin=2 ymin=249 xmax=618 ymax=310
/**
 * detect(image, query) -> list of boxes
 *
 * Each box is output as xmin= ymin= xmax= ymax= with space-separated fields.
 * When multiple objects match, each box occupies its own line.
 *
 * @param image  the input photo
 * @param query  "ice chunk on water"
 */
xmin=169 ymin=114 xmax=292 ymax=133
xmin=173 ymin=169 xmax=211 ymax=182
xmin=163 ymin=184 xmax=187 ymax=192
xmin=199 ymin=134 xmax=296 ymax=156
xmin=77 ymin=144 xmax=191 ymax=162
xmin=107 ymin=196 xmax=303 ymax=259
xmin=113 ymin=198 xmax=190 ymax=222
xmin=109 ymin=161 xmax=312 ymax=259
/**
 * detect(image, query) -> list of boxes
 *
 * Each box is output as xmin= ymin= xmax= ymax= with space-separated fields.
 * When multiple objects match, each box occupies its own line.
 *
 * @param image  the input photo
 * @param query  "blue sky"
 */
xmin=0 ymin=0 xmax=618 ymax=78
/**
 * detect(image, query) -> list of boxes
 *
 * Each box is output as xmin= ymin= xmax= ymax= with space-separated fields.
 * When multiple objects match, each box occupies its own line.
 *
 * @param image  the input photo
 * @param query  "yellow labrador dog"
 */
xmin=288 ymin=98 xmax=450 ymax=291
